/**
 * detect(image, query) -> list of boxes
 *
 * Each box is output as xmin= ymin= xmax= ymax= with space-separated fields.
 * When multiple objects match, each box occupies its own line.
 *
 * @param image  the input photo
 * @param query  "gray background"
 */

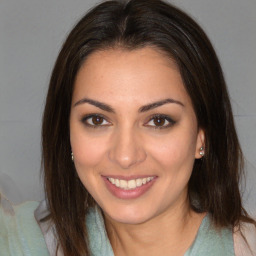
xmin=1 ymin=0 xmax=256 ymax=217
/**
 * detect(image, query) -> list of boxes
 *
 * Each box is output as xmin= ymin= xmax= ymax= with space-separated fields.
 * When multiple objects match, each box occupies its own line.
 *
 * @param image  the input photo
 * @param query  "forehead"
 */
xmin=72 ymin=47 xmax=190 ymax=107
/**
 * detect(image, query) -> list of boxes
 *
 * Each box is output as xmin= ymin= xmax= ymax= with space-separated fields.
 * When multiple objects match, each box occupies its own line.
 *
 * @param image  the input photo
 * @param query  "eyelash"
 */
xmin=145 ymin=114 xmax=176 ymax=129
xmin=81 ymin=114 xmax=111 ymax=128
xmin=81 ymin=114 xmax=176 ymax=129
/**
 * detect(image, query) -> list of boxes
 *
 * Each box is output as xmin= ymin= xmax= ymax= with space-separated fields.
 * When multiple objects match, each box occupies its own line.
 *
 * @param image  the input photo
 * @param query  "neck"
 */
xmin=104 ymin=198 xmax=206 ymax=256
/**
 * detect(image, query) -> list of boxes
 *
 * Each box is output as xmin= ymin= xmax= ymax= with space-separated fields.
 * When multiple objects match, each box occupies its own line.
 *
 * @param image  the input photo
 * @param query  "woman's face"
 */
xmin=70 ymin=47 xmax=204 ymax=224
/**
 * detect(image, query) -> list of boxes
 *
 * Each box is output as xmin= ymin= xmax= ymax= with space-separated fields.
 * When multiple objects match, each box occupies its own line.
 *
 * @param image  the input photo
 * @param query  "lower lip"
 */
xmin=102 ymin=176 xmax=157 ymax=200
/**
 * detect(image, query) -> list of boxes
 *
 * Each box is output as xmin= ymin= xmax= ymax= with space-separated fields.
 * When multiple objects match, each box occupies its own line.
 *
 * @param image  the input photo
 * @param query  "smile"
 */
xmin=107 ymin=177 xmax=154 ymax=190
xmin=103 ymin=175 xmax=157 ymax=199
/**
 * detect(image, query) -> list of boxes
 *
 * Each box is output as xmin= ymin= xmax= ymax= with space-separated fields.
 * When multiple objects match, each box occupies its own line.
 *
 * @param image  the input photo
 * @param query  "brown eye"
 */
xmin=92 ymin=116 xmax=104 ymax=125
xmin=82 ymin=114 xmax=110 ymax=127
xmin=146 ymin=115 xmax=175 ymax=129
xmin=153 ymin=117 xmax=166 ymax=126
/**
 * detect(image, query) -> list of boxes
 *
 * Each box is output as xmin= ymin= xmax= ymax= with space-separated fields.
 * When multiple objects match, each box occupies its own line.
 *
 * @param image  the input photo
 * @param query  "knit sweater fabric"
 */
xmin=0 ymin=197 xmax=235 ymax=256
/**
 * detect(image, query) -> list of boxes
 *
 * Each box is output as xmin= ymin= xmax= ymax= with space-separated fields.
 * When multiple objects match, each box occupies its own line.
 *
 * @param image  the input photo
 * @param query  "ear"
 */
xmin=195 ymin=128 xmax=205 ymax=159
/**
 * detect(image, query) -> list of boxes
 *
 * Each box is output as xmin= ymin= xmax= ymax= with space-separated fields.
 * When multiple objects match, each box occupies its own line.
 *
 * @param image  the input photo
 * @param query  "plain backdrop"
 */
xmin=1 ymin=0 xmax=256 ymax=217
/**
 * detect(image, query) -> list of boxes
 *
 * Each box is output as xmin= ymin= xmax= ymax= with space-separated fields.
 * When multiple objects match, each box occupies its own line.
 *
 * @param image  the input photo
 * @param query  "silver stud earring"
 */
xmin=199 ymin=146 xmax=204 ymax=157
xmin=71 ymin=152 xmax=74 ymax=161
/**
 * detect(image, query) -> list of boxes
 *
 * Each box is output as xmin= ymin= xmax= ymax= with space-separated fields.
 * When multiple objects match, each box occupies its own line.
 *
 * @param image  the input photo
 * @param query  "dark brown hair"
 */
xmin=42 ymin=0 xmax=255 ymax=255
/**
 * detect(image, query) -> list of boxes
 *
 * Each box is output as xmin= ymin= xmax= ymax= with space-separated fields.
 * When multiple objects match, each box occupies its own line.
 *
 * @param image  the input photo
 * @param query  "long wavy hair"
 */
xmin=42 ymin=0 xmax=255 ymax=255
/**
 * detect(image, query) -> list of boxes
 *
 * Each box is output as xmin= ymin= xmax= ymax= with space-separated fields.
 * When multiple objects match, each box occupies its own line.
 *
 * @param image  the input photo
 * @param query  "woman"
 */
xmin=1 ymin=0 xmax=255 ymax=255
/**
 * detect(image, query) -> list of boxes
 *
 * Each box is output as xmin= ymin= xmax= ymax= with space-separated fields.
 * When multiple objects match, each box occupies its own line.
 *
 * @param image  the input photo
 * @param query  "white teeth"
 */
xmin=136 ymin=179 xmax=142 ymax=187
xmin=119 ymin=180 xmax=127 ymax=189
xmin=128 ymin=180 xmax=136 ymax=189
xmin=115 ymin=179 xmax=120 ymax=187
xmin=108 ymin=177 xmax=154 ymax=190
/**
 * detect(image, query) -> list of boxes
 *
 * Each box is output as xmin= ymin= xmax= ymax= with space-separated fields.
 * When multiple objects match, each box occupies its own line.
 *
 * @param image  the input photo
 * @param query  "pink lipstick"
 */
xmin=102 ymin=175 xmax=157 ymax=199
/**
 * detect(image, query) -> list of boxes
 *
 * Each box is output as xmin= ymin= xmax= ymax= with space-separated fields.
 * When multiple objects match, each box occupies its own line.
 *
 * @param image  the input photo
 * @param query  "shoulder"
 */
xmin=86 ymin=206 xmax=114 ymax=256
xmin=186 ymin=214 xmax=234 ymax=256
xmin=233 ymin=221 xmax=256 ymax=256
xmin=0 ymin=194 xmax=49 ymax=255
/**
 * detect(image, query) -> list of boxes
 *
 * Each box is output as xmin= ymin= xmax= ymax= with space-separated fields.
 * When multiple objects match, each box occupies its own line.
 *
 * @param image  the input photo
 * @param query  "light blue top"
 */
xmin=0 ymin=198 xmax=235 ymax=256
xmin=0 ymin=200 xmax=49 ymax=256
xmin=86 ymin=207 xmax=235 ymax=256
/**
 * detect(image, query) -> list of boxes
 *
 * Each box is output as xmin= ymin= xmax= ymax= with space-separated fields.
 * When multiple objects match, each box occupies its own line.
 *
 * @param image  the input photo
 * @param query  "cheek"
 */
xmin=76 ymin=138 xmax=105 ymax=166
xmin=147 ymin=128 xmax=198 ymax=171
xmin=71 ymin=134 xmax=108 ymax=195
xmin=70 ymin=127 xmax=108 ymax=170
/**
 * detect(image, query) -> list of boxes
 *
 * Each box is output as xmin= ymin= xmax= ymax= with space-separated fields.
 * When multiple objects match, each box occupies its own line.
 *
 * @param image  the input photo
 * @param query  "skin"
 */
xmin=70 ymin=47 xmax=205 ymax=255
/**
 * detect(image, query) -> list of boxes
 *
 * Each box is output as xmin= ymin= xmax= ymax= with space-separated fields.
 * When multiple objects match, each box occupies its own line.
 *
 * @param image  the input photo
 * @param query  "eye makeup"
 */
xmin=80 ymin=112 xmax=177 ymax=130
xmin=144 ymin=114 xmax=176 ymax=129
xmin=80 ymin=113 xmax=111 ymax=128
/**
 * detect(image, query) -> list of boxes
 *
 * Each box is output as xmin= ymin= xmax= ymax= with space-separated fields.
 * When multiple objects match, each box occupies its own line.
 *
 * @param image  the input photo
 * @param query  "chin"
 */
xmin=102 ymin=203 xmax=155 ymax=225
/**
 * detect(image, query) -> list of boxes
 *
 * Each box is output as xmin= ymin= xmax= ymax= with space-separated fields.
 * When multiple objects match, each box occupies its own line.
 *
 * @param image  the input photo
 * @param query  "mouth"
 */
xmin=107 ymin=176 xmax=154 ymax=190
xmin=102 ymin=175 xmax=157 ymax=199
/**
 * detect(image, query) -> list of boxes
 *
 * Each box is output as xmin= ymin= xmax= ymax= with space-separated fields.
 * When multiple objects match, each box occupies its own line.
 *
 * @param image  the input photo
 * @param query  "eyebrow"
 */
xmin=74 ymin=98 xmax=115 ymax=113
xmin=73 ymin=97 xmax=184 ymax=113
xmin=139 ymin=98 xmax=184 ymax=112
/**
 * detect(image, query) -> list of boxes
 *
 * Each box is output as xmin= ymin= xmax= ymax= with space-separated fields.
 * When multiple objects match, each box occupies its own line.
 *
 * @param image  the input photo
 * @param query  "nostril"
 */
xmin=107 ymin=142 xmax=147 ymax=169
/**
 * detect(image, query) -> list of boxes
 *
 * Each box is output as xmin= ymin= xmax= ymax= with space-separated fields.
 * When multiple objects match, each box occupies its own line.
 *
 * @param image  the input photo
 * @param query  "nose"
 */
xmin=108 ymin=127 xmax=147 ymax=169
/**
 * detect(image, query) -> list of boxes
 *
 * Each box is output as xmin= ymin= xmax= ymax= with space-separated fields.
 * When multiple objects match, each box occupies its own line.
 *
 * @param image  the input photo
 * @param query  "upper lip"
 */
xmin=102 ymin=175 xmax=157 ymax=180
